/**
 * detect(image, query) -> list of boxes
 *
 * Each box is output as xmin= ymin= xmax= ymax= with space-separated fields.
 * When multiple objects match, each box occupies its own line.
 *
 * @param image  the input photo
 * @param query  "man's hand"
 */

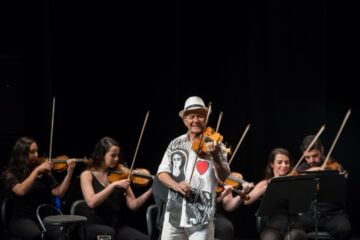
xmin=174 ymin=181 xmax=192 ymax=197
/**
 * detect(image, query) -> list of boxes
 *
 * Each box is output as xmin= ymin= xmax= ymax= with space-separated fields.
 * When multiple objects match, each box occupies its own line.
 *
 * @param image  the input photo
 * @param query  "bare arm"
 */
xmin=125 ymin=187 xmax=153 ymax=211
xmin=51 ymin=158 xmax=76 ymax=197
xmin=80 ymin=170 xmax=130 ymax=208
xmin=223 ymin=193 xmax=243 ymax=212
xmin=244 ymin=180 xmax=268 ymax=205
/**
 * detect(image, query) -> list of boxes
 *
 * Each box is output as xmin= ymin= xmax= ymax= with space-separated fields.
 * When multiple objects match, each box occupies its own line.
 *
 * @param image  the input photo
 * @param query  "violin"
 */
xmin=216 ymin=181 xmax=251 ymax=200
xmin=224 ymin=172 xmax=253 ymax=189
xmin=191 ymin=126 xmax=232 ymax=159
xmin=107 ymin=164 xmax=154 ymax=186
xmin=37 ymin=155 xmax=88 ymax=172
xmin=216 ymin=172 xmax=253 ymax=200
xmin=307 ymin=159 xmax=348 ymax=176
xmin=192 ymin=127 xmax=224 ymax=153
xmin=324 ymin=159 xmax=344 ymax=172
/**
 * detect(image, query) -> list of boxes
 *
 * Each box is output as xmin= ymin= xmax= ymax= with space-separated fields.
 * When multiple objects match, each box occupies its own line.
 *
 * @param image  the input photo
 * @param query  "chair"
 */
xmin=1 ymin=197 xmax=22 ymax=240
xmin=69 ymin=199 xmax=88 ymax=215
xmin=36 ymin=204 xmax=64 ymax=240
xmin=1 ymin=197 xmax=11 ymax=232
xmin=36 ymin=204 xmax=87 ymax=240
xmin=1 ymin=197 xmax=12 ymax=236
xmin=146 ymin=204 xmax=159 ymax=240
xmin=307 ymin=231 xmax=334 ymax=240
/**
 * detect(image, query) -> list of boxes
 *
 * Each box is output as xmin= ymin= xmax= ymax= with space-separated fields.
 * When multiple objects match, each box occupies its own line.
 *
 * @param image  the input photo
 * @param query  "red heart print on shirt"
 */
xmin=196 ymin=160 xmax=209 ymax=175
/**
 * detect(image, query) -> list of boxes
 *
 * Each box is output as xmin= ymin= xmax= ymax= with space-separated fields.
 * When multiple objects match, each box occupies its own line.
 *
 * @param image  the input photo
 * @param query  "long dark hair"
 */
xmin=89 ymin=136 xmax=120 ymax=168
xmin=7 ymin=136 xmax=36 ymax=171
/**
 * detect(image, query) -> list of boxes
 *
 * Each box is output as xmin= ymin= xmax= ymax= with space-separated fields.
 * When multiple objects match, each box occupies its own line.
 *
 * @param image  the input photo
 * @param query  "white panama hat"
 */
xmin=178 ymin=96 xmax=209 ymax=118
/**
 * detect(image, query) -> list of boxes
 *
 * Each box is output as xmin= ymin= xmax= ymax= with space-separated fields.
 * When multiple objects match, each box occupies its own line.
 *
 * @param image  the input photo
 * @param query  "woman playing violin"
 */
xmin=245 ymin=147 xmax=307 ymax=240
xmin=80 ymin=136 xmax=152 ymax=240
xmin=1 ymin=136 xmax=77 ymax=240
xmin=297 ymin=135 xmax=351 ymax=240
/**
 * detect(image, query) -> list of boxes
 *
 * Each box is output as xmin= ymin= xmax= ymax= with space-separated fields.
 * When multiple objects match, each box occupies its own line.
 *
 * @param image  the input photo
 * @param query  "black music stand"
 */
xmin=301 ymin=170 xmax=346 ymax=205
xmin=300 ymin=170 xmax=346 ymax=240
xmin=257 ymin=174 xmax=317 ymax=216
xmin=256 ymin=174 xmax=317 ymax=239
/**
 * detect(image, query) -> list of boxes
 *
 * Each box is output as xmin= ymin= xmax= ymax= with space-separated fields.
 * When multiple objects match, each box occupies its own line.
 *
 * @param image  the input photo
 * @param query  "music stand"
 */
xmin=257 ymin=174 xmax=317 ymax=217
xmin=302 ymin=170 xmax=346 ymax=205
xmin=256 ymin=174 xmax=317 ymax=239
xmin=300 ymin=170 xmax=346 ymax=239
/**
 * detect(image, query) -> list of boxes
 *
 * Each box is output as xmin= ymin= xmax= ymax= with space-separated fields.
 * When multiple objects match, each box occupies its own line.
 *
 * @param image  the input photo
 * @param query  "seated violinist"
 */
xmin=245 ymin=147 xmax=307 ymax=240
xmin=1 ymin=136 xmax=77 ymax=240
xmin=216 ymin=174 xmax=254 ymax=212
xmin=214 ymin=178 xmax=253 ymax=240
xmin=79 ymin=136 xmax=152 ymax=240
xmin=297 ymin=135 xmax=351 ymax=240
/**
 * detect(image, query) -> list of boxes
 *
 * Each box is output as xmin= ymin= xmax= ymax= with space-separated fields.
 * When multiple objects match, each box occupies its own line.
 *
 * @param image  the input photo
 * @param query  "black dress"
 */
xmin=79 ymin=174 xmax=148 ymax=240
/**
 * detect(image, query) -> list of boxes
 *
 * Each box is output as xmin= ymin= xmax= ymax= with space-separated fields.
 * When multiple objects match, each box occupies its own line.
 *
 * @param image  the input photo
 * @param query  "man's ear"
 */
xmin=182 ymin=117 xmax=187 ymax=125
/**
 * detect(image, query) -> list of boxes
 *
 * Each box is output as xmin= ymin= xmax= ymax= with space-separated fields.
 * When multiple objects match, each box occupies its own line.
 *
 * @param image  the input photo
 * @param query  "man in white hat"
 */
xmin=157 ymin=96 xmax=230 ymax=240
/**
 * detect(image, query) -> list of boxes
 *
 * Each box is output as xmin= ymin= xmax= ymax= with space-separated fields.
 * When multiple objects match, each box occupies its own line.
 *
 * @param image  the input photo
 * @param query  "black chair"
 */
xmin=36 ymin=203 xmax=87 ymax=240
xmin=307 ymin=231 xmax=334 ymax=240
xmin=1 ymin=197 xmax=22 ymax=240
xmin=1 ymin=197 xmax=11 ymax=233
xmin=146 ymin=204 xmax=159 ymax=240
xmin=69 ymin=199 xmax=87 ymax=215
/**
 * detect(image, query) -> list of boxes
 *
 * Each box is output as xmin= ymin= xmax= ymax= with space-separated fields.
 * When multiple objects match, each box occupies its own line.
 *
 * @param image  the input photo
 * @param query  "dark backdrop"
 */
xmin=1 ymin=1 xmax=359 ymax=238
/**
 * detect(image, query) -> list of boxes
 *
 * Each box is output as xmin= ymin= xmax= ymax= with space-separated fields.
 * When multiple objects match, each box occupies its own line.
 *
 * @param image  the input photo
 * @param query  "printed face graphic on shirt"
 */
xmin=171 ymin=151 xmax=186 ymax=181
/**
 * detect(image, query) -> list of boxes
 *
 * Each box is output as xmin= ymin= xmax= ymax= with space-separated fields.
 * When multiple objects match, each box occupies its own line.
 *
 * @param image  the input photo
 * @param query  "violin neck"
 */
xmin=132 ymin=172 xmax=154 ymax=180
xmin=51 ymin=158 xmax=85 ymax=163
xmin=227 ymin=174 xmax=247 ymax=184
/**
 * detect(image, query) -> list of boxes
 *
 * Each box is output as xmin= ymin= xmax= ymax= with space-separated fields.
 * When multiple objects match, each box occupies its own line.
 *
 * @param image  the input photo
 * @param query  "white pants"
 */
xmin=161 ymin=220 xmax=214 ymax=240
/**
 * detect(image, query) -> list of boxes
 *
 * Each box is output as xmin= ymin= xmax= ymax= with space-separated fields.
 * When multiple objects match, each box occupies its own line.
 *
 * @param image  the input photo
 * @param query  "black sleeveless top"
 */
xmin=82 ymin=174 xmax=124 ymax=229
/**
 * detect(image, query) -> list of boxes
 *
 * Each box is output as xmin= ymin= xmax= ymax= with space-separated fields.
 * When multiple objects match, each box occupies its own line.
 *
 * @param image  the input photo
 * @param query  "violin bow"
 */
xmin=188 ymin=102 xmax=212 ymax=184
xmin=127 ymin=110 xmax=150 ymax=181
xmin=321 ymin=109 xmax=351 ymax=170
xmin=290 ymin=124 xmax=326 ymax=175
xmin=48 ymin=96 xmax=56 ymax=164
xmin=228 ymin=124 xmax=251 ymax=166
xmin=215 ymin=111 xmax=223 ymax=132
